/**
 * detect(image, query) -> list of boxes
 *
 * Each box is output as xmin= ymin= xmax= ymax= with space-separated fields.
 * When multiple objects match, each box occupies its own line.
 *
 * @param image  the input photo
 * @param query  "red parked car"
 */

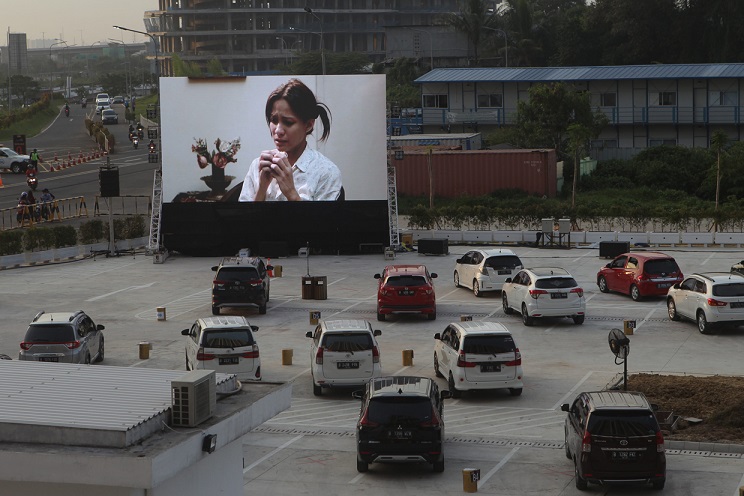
xmin=597 ymin=252 xmax=683 ymax=301
xmin=374 ymin=265 xmax=437 ymax=321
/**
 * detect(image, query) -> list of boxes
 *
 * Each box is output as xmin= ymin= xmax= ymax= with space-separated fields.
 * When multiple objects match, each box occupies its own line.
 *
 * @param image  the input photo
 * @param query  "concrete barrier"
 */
xmin=714 ymin=232 xmax=744 ymax=247
xmin=492 ymin=230 xmax=523 ymax=244
xmin=617 ymin=232 xmax=650 ymax=246
xmin=585 ymin=231 xmax=617 ymax=244
xmin=681 ymin=232 xmax=714 ymax=247
xmin=649 ymin=232 xmax=681 ymax=246
xmin=462 ymin=231 xmax=493 ymax=243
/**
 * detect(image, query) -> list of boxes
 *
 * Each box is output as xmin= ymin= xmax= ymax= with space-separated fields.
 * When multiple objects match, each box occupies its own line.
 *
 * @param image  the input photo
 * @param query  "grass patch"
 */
xmin=0 ymin=100 xmax=65 ymax=142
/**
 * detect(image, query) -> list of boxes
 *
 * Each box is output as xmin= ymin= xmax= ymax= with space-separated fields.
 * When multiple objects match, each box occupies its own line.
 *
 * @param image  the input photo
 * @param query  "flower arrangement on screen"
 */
xmin=192 ymin=137 xmax=242 ymax=195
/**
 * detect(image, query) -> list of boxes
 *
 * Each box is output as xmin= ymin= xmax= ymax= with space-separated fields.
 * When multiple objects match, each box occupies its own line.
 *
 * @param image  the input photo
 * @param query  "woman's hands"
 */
xmin=256 ymin=149 xmax=300 ymax=201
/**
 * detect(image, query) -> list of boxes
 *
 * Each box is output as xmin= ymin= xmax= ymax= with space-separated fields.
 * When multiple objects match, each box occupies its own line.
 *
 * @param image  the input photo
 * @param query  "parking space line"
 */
xmin=288 ymin=367 xmax=310 ymax=382
xmin=701 ymin=253 xmax=715 ymax=266
xmin=477 ymin=446 xmax=520 ymax=489
xmin=733 ymin=473 xmax=744 ymax=496
xmin=552 ymin=371 xmax=594 ymax=411
xmin=243 ymin=434 xmax=304 ymax=474
xmin=348 ymin=472 xmax=365 ymax=484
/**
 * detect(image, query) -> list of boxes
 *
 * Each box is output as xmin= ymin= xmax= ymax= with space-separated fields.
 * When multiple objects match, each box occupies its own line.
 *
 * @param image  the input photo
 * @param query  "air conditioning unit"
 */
xmin=171 ymin=370 xmax=217 ymax=427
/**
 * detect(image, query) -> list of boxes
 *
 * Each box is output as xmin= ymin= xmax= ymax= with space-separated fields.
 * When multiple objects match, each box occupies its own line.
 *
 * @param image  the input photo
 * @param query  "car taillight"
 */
xmin=20 ymin=342 xmax=31 ymax=350
xmin=529 ymin=289 xmax=548 ymax=299
xmin=581 ymin=431 xmax=592 ymax=452
xmin=196 ymin=348 xmax=215 ymax=360
xmin=570 ymin=287 xmax=584 ymax=297
xmin=358 ymin=408 xmax=379 ymax=427
xmin=456 ymin=350 xmax=476 ymax=367
xmin=637 ymin=273 xmax=649 ymax=281
xmin=420 ymin=407 xmax=441 ymax=427
xmin=64 ymin=341 xmax=81 ymax=349
xmin=241 ymin=345 xmax=260 ymax=359
xmin=248 ymin=279 xmax=263 ymax=286
xmin=213 ymin=280 xmax=227 ymax=287
xmin=315 ymin=347 xmax=324 ymax=365
xmin=504 ymin=348 xmax=522 ymax=366
xmin=656 ymin=430 xmax=665 ymax=452
xmin=479 ymin=266 xmax=489 ymax=275
xmin=707 ymin=298 xmax=728 ymax=307
xmin=422 ymin=288 xmax=433 ymax=295
xmin=372 ymin=346 xmax=379 ymax=363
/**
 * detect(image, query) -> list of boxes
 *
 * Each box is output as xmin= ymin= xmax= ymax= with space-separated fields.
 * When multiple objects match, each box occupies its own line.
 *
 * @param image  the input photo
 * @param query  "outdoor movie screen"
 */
xmin=159 ymin=75 xmax=387 ymax=204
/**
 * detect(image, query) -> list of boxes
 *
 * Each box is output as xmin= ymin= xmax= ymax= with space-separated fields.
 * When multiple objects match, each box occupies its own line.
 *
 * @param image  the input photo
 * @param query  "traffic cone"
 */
xmin=267 ymin=258 xmax=274 ymax=277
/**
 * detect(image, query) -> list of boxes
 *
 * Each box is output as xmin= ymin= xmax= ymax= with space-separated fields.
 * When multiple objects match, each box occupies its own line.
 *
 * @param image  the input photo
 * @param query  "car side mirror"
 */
xmin=650 ymin=403 xmax=659 ymax=412
xmin=305 ymin=331 xmax=313 ymax=338
xmin=181 ymin=329 xmax=190 ymax=335
xmin=434 ymin=332 xmax=441 ymax=340
xmin=211 ymin=266 xmax=218 ymax=271
xmin=431 ymin=273 xmax=438 ymax=279
xmin=440 ymin=390 xmax=452 ymax=400
xmin=560 ymin=403 xmax=570 ymax=412
xmin=605 ymin=263 xmax=612 ymax=268
xmin=505 ymin=278 xmax=512 ymax=283
xmin=456 ymin=258 xmax=463 ymax=264
xmin=251 ymin=325 xmax=259 ymax=332
xmin=373 ymin=273 xmax=381 ymax=279
xmin=96 ymin=324 xmax=105 ymax=331
xmin=351 ymin=390 xmax=364 ymax=400
xmin=373 ymin=329 xmax=382 ymax=336
xmin=672 ymin=283 xmax=680 ymax=289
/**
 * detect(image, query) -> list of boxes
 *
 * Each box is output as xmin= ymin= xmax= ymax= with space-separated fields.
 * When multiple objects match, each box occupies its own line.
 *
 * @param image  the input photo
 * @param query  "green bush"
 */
xmin=78 ymin=219 xmax=106 ymax=244
xmin=51 ymin=225 xmax=78 ymax=248
xmin=24 ymin=227 xmax=55 ymax=251
xmin=0 ymin=230 xmax=24 ymax=255
xmin=114 ymin=215 xmax=147 ymax=240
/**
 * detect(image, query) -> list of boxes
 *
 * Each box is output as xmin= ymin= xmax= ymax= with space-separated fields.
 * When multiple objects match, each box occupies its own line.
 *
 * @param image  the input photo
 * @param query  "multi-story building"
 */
xmin=414 ymin=64 xmax=744 ymax=158
xmin=143 ymin=0 xmax=467 ymax=75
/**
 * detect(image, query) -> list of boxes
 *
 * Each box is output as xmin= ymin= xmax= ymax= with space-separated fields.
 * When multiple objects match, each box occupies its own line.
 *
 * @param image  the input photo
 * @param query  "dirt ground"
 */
xmin=627 ymin=374 xmax=744 ymax=444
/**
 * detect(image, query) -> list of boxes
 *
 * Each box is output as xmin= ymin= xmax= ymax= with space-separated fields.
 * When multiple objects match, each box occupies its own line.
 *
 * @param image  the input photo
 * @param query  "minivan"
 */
xmin=562 ymin=391 xmax=666 ymax=490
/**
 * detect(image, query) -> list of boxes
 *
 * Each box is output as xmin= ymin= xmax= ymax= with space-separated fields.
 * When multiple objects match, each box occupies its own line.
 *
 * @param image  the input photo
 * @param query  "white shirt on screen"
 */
xmin=238 ymin=147 xmax=342 ymax=201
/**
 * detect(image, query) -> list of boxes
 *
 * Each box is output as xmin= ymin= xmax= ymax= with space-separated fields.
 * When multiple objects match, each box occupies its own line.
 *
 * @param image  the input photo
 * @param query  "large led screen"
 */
xmin=160 ymin=75 xmax=387 ymax=203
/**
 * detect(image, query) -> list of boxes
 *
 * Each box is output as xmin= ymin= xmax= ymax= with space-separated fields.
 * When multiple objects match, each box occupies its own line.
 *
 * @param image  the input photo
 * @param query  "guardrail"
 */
xmin=93 ymin=195 xmax=151 ymax=217
xmin=1 ymin=197 xmax=89 ymax=231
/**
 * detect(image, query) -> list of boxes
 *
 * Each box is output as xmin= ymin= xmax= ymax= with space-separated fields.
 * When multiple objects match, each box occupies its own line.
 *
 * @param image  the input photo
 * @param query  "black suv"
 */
xmin=352 ymin=376 xmax=451 ymax=473
xmin=562 ymin=391 xmax=666 ymax=491
xmin=211 ymin=257 xmax=272 ymax=315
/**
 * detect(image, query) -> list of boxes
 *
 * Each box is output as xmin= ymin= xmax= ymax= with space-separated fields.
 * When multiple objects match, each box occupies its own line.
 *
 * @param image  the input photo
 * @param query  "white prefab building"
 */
xmin=0 ymin=360 xmax=291 ymax=496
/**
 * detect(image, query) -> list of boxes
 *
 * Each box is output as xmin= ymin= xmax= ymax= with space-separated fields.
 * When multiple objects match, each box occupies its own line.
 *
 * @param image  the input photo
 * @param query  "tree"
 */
xmin=566 ymin=122 xmax=593 ymax=209
xmin=446 ymin=0 xmax=501 ymax=66
xmin=283 ymin=51 xmax=370 ymax=75
xmin=710 ymin=130 xmax=729 ymax=226
xmin=206 ymin=58 xmax=227 ymax=76
xmin=10 ymin=75 xmax=41 ymax=105
xmin=386 ymin=58 xmax=422 ymax=109
xmin=171 ymin=54 xmax=202 ymax=77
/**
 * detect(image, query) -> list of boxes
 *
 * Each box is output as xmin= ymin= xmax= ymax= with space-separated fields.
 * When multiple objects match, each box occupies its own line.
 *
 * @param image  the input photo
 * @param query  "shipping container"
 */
xmin=392 ymin=149 xmax=557 ymax=198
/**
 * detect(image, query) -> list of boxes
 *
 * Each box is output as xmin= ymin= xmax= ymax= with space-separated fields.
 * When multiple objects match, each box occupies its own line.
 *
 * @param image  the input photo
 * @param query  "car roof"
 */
xmin=32 ymin=311 xmax=81 ymax=324
xmin=198 ymin=316 xmax=252 ymax=329
xmin=691 ymin=272 xmax=744 ymax=283
xmin=617 ymin=252 xmax=675 ymax=260
xmin=450 ymin=321 xmax=511 ymax=335
xmin=370 ymin=376 xmax=433 ymax=397
xmin=102 ymin=109 xmax=116 ymax=114
xmin=384 ymin=264 xmax=428 ymax=275
xmin=321 ymin=319 xmax=373 ymax=332
xmin=217 ymin=256 xmax=262 ymax=267
xmin=582 ymin=391 xmax=653 ymax=411
xmin=524 ymin=267 xmax=571 ymax=277
xmin=477 ymin=248 xmax=516 ymax=257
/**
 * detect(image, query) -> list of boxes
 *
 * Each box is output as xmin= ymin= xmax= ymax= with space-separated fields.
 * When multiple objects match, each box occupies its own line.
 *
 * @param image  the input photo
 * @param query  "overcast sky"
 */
xmin=4 ymin=0 xmax=156 ymax=46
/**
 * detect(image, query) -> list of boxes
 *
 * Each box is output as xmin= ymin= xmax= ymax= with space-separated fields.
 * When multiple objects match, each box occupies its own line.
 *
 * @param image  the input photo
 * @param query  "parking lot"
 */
xmin=3 ymin=244 xmax=744 ymax=494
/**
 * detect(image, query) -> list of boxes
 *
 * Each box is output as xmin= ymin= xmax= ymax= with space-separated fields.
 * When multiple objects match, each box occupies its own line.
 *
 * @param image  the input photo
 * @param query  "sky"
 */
xmin=4 ymin=0 xmax=156 ymax=47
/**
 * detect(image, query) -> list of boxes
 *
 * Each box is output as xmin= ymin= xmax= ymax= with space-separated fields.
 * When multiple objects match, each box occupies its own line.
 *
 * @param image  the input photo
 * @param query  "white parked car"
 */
xmin=181 ymin=316 xmax=261 ymax=381
xmin=454 ymin=248 xmax=523 ymax=296
xmin=433 ymin=321 xmax=523 ymax=397
xmin=305 ymin=319 xmax=382 ymax=396
xmin=502 ymin=267 xmax=586 ymax=326
xmin=667 ymin=272 xmax=744 ymax=334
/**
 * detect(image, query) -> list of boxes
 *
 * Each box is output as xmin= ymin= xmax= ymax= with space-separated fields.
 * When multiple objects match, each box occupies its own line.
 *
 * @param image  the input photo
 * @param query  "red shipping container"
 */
xmin=392 ymin=149 xmax=557 ymax=198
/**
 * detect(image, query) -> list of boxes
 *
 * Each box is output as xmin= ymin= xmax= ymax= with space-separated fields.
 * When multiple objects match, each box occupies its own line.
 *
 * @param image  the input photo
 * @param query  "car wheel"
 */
xmin=377 ymin=311 xmax=385 ymax=322
xmin=509 ymin=388 xmax=523 ymax=396
xmin=668 ymin=298 xmax=680 ymax=321
xmin=313 ymin=382 xmax=322 ymax=396
xmin=266 ymin=289 xmax=270 ymax=302
xmin=11 ymin=163 xmax=21 ymax=174
xmin=575 ymin=460 xmax=588 ymax=490
xmin=448 ymin=372 xmax=462 ymax=399
xmin=258 ymin=303 xmax=267 ymax=315
xmin=432 ymin=456 xmax=444 ymax=473
xmin=473 ymin=280 xmax=482 ymax=297
xmin=427 ymin=311 xmax=436 ymax=321
xmin=186 ymin=356 xmax=191 ymax=371
xmin=652 ymin=478 xmax=666 ymax=490
xmin=356 ymin=457 xmax=369 ymax=473
xmin=434 ymin=353 xmax=443 ymax=378
xmin=697 ymin=311 xmax=711 ymax=334
xmin=211 ymin=305 xmax=219 ymax=316
xmin=521 ymin=303 xmax=534 ymax=326
xmin=564 ymin=431 xmax=572 ymax=459
xmin=95 ymin=336 xmax=105 ymax=363
xmin=573 ymin=315 xmax=585 ymax=325
xmin=85 ymin=353 xmax=91 ymax=365
xmin=502 ymin=293 xmax=513 ymax=314
xmin=454 ymin=271 xmax=460 ymax=287
xmin=630 ymin=284 xmax=641 ymax=301
xmin=598 ymin=276 xmax=609 ymax=293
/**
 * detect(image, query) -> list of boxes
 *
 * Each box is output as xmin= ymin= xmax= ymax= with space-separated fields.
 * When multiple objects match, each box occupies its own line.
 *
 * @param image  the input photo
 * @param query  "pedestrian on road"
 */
xmin=29 ymin=148 xmax=41 ymax=171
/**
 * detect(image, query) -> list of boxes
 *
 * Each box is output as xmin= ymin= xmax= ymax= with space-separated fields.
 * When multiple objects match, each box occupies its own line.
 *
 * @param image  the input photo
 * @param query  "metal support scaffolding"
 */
xmin=387 ymin=161 xmax=400 ymax=249
xmin=147 ymin=168 xmax=164 ymax=257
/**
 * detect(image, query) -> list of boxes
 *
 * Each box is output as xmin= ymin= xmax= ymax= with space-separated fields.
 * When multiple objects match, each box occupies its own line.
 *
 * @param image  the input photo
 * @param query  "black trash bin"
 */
xmin=301 ymin=276 xmax=314 ymax=300
xmin=599 ymin=241 xmax=630 ymax=259
xmin=312 ymin=276 xmax=327 ymax=300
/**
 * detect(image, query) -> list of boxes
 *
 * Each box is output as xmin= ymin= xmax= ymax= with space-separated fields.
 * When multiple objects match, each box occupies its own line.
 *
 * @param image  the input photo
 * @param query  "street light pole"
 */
xmin=290 ymin=40 xmax=303 ymax=65
xmin=483 ymin=27 xmax=508 ymax=67
xmin=409 ymin=28 xmax=433 ymax=71
xmin=276 ymin=36 xmax=288 ymax=65
xmin=48 ymin=39 xmax=66 ymax=98
xmin=304 ymin=7 xmax=325 ymax=75
xmin=113 ymin=25 xmax=159 ymax=92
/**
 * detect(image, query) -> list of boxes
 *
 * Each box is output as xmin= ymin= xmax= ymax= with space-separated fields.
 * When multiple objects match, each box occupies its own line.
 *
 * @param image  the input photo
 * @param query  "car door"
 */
xmin=456 ymin=252 xmax=474 ymax=286
xmin=437 ymin=326 xmax=457 ymax=376
xmin=468 ymin=252 xmax=484 ymax=289
xmin=511 ymin=271 xmax=530 ymax=309
xmin=675 ymin=277 xmax=697 ymax=318
xmin=605 ymin=256 xmax=628 ymax=292
xmin=566 ymin=396 xmax=587 ymax=457
xmin=82 ymin=316 xmax=100 ymax=360
xmin=186 ymin=322 xmax=201 ymax=369
xmin=309 ymin=325 xmax=322 ymax=371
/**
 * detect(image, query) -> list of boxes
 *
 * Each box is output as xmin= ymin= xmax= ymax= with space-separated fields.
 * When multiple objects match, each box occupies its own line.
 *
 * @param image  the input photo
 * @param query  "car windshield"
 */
xmin=385 ymin=275 xmax=427 ymax=287
xmin=713 ymin=283 xmax=744 ymax=297
xmin=588 ymin=411 xmax=659 ymax=437
xmin=217 ymin=267 xmax=259 ymax=281
xmin=3 ymin=148 xmax=20 ymax=157
xmin=24 ymin=324 xmax=75 ymax=342
xmin=463 ymin=335 xmax=515 ymax=354
xmin=367 ymin=397 xmax=432 ymax=425
xmin=484 ymin=255 xmax=522 ymax=269
xmin=535 ymin=277 xmax=578 ymax=289
xmin=201 ymin=329 xmax=254 ymax=348
xmin=322 ymin=332 xmax=373 ymax=352
xmin=644 ymin=259 xmax=679 ymax=274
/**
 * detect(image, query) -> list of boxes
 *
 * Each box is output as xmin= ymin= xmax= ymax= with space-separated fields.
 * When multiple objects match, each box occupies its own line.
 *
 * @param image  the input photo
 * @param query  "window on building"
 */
xmin=600 ymin=92 xmax=616 ymax=107
xmin=657 ymin=92 xmax=676 ymax=106
xmin=710 ymin=91 xmax=738 ymax=106
xmin=649 ymin=138 xmax=677 ymax=146
xmin=477 ymin=93 xmax=503 ymax=108
xmin=422 ymin=94 xmax=448 ymax=108
xmin=590 ymin=139 xmax=618 ymax=148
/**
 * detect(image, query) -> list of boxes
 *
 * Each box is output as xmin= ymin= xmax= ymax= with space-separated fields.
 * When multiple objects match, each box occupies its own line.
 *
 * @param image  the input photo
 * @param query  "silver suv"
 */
xmin=667 ymin=272 xmax=744 ymax=334
xmin=19 ymin=310 xmax=105 ymax=364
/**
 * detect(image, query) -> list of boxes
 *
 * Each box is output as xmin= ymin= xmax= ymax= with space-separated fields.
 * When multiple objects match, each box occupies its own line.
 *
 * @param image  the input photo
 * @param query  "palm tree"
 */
xmin=446 ymin=0 xmax=500 ymax=66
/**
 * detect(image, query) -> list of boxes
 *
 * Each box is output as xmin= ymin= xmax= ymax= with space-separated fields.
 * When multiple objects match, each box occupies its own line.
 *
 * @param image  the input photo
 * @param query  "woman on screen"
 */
xmin=239 ymin=79 xmax=342 ymax=201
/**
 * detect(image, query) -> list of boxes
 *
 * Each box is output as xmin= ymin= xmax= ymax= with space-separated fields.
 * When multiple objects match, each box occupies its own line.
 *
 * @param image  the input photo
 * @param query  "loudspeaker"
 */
xmin=99 ymin=167 xmax=120 ymax=197
xmin=418 ymin=238 xmax=449 ymax=255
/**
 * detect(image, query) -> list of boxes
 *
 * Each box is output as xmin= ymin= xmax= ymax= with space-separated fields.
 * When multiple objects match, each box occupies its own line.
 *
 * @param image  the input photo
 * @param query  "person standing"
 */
xmin=29 ymin=148 xmax=41 ymax=173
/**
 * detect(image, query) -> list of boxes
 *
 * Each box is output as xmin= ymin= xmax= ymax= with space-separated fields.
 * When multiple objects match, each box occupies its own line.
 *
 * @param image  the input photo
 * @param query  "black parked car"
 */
xmin=352 ymin=376 xmax=451 ymax=473
xmin=211 ymin=256 xmax=272 ymax=315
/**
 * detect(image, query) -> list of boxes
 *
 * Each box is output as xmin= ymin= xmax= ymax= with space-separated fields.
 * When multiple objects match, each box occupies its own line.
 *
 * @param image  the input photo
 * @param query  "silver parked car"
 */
xmin=19 ymin=310 xmax=104 ymax=364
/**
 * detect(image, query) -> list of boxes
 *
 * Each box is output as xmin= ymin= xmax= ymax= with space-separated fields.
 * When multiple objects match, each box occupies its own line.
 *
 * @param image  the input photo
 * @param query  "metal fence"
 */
xmin=1 ymin=197 xmax=89 ymax=231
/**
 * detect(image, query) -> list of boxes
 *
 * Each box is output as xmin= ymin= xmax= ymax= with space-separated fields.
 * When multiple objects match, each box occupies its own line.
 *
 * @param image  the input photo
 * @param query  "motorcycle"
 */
xmin=27 ymin=174 xmax=38 ymax=191
xmin=64 ymin=106 xmax=70 ymax=118
xmin=81 ymin=99 xmax=87 ymax=108
xmin=132 ymin=136 xmax=140 ymax=149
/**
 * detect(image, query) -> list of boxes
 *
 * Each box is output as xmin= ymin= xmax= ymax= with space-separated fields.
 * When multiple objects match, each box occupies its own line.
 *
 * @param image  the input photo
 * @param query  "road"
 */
xmin=2 ymin=244 xmax=744 ymax=494
xmin=0 ymin=102 xmax=158 ymax=213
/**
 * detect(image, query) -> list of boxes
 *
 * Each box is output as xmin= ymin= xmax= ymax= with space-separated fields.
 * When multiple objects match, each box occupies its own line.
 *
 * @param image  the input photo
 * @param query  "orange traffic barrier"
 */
xmin=0 ymin=174 xmax=4 ymax=188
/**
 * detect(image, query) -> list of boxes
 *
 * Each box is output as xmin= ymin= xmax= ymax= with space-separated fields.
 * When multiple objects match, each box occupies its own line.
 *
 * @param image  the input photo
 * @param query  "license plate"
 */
xmin=731 ymin=302 xmax=744 ymax=309
xmin=658 ymin=283 xmax=671 ymax=289
xmin=39 ymin=357 xmax=59 ymax=362
xmin=611 ymin=451 xmax=637 ymax=460
xmin=388 ymin=430 xmax=412 ymax=439
xmin=219 ymin=357 xmax=240 ymax=365
xmin=398 ymin=289 xmax=415 ymax=296
xmin=550 ymin=292 xmax=568 ymax=299
xmin=337 ymin=361 xmax=359 ymax=369
xmin=481 ymin=363 xmax=501 ymax=372
xmin=498 ymin=270 xmax=511 ymax=275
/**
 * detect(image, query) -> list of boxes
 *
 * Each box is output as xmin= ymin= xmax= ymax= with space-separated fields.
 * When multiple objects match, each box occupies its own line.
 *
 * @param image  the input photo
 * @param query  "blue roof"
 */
xmin=414 ymin=64 xmax=744 ymax=84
